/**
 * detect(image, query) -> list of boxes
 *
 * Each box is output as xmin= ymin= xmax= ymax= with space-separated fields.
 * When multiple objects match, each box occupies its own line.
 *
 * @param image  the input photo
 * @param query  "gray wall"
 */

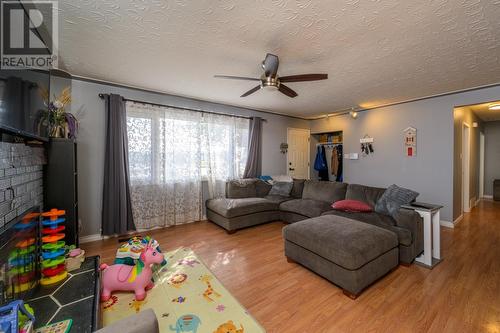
xmin=452 ymin=107 xmax=483 ymax=219
xmin=484 ymin=121 xmax=500 ymax=196
xmin=71 ymin=79 xmax=309 ymax=237
xmin=309 ymin=85 xmax=500 ymax=223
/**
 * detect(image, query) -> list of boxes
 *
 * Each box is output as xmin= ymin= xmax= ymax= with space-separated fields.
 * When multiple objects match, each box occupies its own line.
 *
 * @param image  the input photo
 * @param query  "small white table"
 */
xmin=401 ymin=202 xmax=443 ymax=269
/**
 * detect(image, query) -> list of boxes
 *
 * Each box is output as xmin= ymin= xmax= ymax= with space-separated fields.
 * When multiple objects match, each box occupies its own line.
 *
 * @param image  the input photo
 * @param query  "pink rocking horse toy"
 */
xmin=100 ymin=240 xmax=164 ymax=302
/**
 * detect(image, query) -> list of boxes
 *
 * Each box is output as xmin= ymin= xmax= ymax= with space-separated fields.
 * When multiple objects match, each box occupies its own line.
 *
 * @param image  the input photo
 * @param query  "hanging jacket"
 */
xmin=314 ymin=146 xmax=327 ymax=171
xmin=335 ymin=145 xmax=343 ymax=182
xmin=318 ymin=145 xmax=329 ymax=181
xmin=331 ymin=146 xmax=339 ymax=175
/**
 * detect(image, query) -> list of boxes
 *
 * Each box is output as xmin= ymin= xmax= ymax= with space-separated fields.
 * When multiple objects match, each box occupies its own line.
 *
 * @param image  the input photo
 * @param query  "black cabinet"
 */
xmin=44 ymin=138 xmax=79 ymax=246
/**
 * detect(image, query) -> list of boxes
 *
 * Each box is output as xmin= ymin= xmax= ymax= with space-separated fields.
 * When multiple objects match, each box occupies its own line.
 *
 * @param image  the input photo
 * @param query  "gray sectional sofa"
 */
xmin=206 ymin=178 xmax=424 ymax=297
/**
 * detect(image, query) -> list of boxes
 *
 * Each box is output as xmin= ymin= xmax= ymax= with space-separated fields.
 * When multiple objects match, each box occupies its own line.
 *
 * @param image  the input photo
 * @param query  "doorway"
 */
xmin=479 ymin=131 xmax=485 ymax=198
xmin=287 ymin=128 xmax=310 ymax=179
xmin=462 ymin=123 xmax=471 ymax=213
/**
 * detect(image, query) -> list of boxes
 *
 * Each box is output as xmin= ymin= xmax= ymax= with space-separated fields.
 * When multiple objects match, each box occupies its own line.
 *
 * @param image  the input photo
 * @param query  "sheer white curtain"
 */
xmin=202 ymin=112 xmax=249 ymax=198
xmin=126 ymin=101 xmax=249 ymax=229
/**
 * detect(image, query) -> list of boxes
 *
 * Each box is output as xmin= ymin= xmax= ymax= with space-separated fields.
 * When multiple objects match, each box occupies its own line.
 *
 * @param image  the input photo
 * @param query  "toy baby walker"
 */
xmin=100 ymin=240 xmax=164 ymax=302
xmin=40 ymin=209 xmax=68 ymax=286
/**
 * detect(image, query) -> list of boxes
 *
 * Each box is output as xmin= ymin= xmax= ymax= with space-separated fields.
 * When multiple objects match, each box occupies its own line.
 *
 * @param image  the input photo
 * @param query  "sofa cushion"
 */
xmin=290 ymin=179 xmax=306 ymax=198
xmin=375 ymin=184 xmax=419 ymax=216
xmin=264 ymin=195 xmax=294 ymax=205
xmin=302 ymin=180 xmax=347 ymax=203
xmin=321 ymin=210 xmax=412 ymax=246
xmin=279 ymin=199 xmax=333 ymax=218
xmin=268 ymin=181 xmax=293 ymax=196
xmin=255 ymin=179 xmax=272 ymax=197
xmin=346 ymin=184 xmax=386 ymax=208
xmin=226 ymin=179 xmax=257 ymax=198
xmin=283 ymin=215 xmax=398 ymax=270
xmin=332 ymin=199 xmax=373 ymax=212
xmin=206 ymin=197 xmax=278 ymax=218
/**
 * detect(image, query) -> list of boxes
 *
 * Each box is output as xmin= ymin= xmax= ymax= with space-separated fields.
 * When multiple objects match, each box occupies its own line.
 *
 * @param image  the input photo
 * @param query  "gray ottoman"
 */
xmin=283 ymin=215 xmax=399 ymax=298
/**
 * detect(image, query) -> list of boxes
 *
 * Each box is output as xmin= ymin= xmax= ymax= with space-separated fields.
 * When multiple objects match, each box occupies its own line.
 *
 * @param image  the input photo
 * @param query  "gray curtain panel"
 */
xmin=102 ymin=94 xmax=136 ymax=235
xmin=243 ymin=117 xmax=262 ymax=178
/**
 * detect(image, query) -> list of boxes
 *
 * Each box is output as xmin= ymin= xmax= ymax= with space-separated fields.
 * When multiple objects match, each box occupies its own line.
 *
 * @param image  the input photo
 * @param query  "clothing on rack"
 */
xmin=335 ymin=144 xmax=343 ymax=182
xmin=318 ymin=146 xmax=329 ymax=181
xmin=331 ymin=147 xmax=339 ymax=176
xmin=314 ymin=146 xmax=327 ymax=172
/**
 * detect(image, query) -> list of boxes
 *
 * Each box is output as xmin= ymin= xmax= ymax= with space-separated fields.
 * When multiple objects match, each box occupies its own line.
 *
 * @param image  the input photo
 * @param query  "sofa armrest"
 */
xmin=392 ymin=208 xmax=423 ymax=242
xmin=95 ymin=309 xmax=159 ymax=333
xmin=225 ymin=179 xmax=258 ymax=198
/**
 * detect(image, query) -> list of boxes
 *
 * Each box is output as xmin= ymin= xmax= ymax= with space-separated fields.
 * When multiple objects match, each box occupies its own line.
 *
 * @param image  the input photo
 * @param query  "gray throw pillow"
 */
xmin=375 ymin=184 xmax=419 ymax=216
xmin=268 ymin=181 xmax=293 ymax=197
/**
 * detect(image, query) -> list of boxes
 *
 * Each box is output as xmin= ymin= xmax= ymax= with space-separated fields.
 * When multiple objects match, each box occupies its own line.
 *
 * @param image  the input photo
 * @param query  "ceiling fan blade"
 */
xmin=214 ymin=75 xmax=260 ymax=81
xmin=262 ymin=53 xmax=279 ymax=77
xmin=241 ymin=85 xmax=261 ymax=97
xmin=278 ymin=84 xmax=298 ymax=98
xmin=279 ymin=74 xmax=328 ymax=82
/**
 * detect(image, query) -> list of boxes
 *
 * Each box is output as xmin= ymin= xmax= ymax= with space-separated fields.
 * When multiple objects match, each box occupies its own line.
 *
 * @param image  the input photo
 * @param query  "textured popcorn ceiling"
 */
xmin=55 ymin=0 xmax=500 ymax=117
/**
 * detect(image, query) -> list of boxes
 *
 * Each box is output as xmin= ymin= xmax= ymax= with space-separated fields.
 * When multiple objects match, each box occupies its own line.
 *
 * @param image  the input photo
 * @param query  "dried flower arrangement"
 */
xmin=38 ymin=86 xmax=79 ymax=138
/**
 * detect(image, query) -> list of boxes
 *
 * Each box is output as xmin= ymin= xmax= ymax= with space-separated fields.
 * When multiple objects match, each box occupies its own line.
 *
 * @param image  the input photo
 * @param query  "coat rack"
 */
xmin=360 ymin=135 xmax=374 ymax=155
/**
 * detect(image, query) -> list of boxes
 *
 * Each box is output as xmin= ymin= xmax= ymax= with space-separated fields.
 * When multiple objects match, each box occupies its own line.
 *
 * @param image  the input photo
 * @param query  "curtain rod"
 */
xmin=98 ymin=93 xmax=266 ymax=122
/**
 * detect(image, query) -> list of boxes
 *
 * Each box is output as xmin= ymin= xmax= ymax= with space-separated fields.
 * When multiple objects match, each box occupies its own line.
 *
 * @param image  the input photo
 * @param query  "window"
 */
xmin=126 ymin=102 xmax=249 ymax=185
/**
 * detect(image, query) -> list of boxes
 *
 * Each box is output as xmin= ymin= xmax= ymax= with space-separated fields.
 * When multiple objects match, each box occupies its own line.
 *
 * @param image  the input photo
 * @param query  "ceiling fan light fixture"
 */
xmin=489 ymin=104 xmax=500 ymax=111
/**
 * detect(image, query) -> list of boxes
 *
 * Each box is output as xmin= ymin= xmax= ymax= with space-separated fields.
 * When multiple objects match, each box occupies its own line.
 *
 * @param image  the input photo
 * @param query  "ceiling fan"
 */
xmin=214 ymin=53 xmax=328 ymax=98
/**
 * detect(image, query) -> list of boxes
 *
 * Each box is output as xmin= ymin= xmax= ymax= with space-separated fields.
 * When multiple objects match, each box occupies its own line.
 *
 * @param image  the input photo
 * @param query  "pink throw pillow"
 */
xmin=332 ymin=199 xmax=373 ymax=213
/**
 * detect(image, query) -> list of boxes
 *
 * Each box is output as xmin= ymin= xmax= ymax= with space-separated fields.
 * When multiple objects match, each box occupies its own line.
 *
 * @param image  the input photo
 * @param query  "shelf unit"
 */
xmin=44 ymin=138 xmax=79 ymax=246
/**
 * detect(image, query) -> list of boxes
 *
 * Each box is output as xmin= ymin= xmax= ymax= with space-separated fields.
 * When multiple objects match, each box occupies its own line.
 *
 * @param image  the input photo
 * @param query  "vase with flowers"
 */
xmin=38 ymin=86 xmax=79 ymax=139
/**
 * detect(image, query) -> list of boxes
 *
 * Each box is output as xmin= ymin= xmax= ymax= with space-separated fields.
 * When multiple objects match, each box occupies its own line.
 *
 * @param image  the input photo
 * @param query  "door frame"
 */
xmin=286 ymin=127 xmax=311 ymax=179
xmin=462 ymin=122 xmax=471 ymax=213
xmin=479 ymin=131 xmax=485 ymax=199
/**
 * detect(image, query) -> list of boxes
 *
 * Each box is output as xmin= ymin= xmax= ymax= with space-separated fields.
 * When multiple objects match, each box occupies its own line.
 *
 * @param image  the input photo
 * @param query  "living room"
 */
xmin=0 ymin=1 xmax=499 ymax=332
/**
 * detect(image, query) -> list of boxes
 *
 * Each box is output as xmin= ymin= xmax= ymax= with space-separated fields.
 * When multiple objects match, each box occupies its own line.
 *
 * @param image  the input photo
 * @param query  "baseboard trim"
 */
xmin=80 ymin=234 xmax=106 ymax=243
xmin=482 ymin=195 xmax=493 ymax=200
xmin=440 ymin=220 xmax=455 ymax=228
xmin=440 ymin=214 xmax=463 ymax=229
xmin=454 ymin=214 xmax=464 ymax=226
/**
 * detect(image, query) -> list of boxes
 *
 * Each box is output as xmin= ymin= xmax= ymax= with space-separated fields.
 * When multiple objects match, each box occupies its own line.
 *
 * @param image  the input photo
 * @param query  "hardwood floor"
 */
xmin=83 ymin=200 xmax=500 ymax=333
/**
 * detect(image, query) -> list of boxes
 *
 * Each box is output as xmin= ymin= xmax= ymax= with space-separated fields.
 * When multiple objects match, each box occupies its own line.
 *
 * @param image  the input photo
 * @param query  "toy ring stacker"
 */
xmin=16 ymin=238 xmax=35 ymax=248
xmin=42 ymin=264 xmax=66 ymax=277
xmin=42 ymin=241 xmax=65 ymax=251
xmin=40 ymin=209 xmax=68 ymax=286
xmin=40 ymin=271 xmax=68 ymax=286
xmin=41 ymin=256 xmax=65 ymax=269
xmin=42 ymin=225 xmax=65 ymax=234
xmin=42 ymin=233 xmax=65 ymax=243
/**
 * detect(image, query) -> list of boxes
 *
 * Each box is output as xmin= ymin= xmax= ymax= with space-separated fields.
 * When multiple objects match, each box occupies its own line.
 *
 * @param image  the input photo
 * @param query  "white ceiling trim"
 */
xmin=72 ymin=73 xmax=500 ymax=120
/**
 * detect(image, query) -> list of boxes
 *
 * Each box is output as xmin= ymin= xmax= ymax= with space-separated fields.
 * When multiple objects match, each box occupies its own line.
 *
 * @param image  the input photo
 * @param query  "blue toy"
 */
xmin=41 ymin=248 xmax=65 ymax=260
xmin=169 ymin=314 xmax=201 ymax=333
xmin=0 ymin=300 xmax=35 ymax=333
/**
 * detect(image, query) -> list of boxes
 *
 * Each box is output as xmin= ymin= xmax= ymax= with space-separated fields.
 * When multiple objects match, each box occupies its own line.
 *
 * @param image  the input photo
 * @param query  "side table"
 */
xmin=401 ymin=202 xmax=443 ymax=268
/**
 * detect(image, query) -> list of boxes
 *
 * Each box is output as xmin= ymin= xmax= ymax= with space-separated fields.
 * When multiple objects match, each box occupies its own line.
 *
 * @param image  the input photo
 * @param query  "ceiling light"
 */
xmin=489 ymin=104 xmax=500 ymax=111
xmin=350 ymin=110 xmax=358 ymax=119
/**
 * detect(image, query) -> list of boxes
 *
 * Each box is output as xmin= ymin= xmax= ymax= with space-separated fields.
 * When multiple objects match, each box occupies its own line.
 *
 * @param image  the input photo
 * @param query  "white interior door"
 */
xmin=287 ymin=128 xmax=310 ymax=179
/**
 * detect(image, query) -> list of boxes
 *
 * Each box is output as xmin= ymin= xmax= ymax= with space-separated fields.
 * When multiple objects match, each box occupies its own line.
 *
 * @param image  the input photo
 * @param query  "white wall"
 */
xmin=484 ymin=121 xmax=500 ymax=196
xmin=72 ymin=79 xmax=309 ymax=237
xmin=310 ymin=85 xmax=500 ymax=223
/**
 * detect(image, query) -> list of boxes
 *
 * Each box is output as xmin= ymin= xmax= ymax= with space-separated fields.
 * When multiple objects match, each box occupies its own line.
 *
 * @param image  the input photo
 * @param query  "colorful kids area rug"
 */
xmin=102 ymin=247 xmax=265 ymax=333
